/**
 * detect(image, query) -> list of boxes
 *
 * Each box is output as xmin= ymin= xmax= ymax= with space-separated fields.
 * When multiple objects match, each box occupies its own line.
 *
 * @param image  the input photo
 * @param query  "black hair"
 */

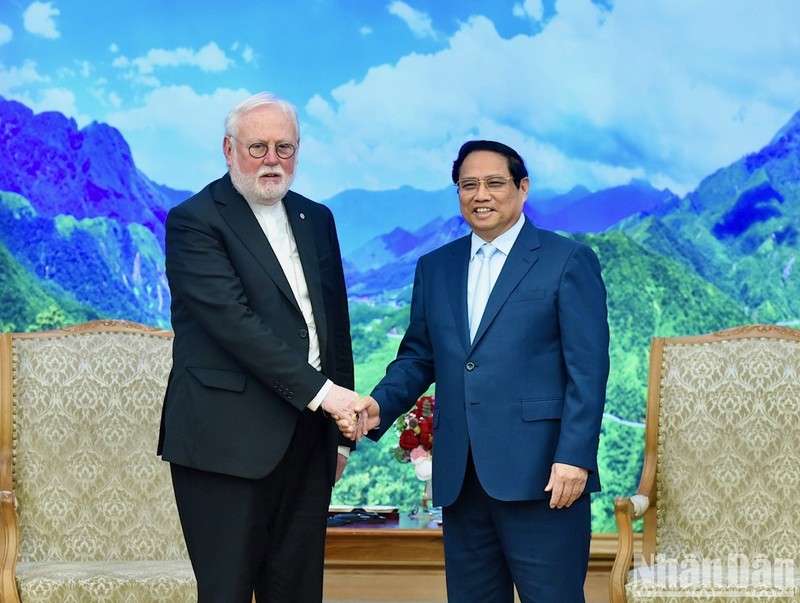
xmin=451 ymin=140 xmax=528 ymax=187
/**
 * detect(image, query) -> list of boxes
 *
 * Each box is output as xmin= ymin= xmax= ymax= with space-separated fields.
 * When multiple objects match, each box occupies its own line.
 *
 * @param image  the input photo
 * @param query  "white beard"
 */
xmin=229 ymin=161 xmax=294 ymax=205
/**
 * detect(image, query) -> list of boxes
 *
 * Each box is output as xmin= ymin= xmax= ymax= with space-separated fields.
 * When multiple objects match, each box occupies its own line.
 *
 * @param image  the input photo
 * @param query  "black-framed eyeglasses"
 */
xmin=455 ymin=176 xmax=514 ymax=194
xmin=228 ymin=135 xmax=297 ymax=160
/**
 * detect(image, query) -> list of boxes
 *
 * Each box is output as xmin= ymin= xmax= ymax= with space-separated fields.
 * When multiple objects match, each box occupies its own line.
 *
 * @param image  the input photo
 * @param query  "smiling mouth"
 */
xmin=474 ymin=207 xmax=493 ymax=214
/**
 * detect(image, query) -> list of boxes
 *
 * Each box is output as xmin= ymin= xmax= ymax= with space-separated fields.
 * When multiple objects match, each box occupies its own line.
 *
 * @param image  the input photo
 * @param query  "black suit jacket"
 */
xmin=158 ymin=173 xmax=354 ymax=484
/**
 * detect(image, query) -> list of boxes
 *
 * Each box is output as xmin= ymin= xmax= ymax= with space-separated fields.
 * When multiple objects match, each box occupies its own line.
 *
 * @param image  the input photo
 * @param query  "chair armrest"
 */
xmin=0 ymin=490 xmax=20 ymax=603
xmin=609 ymin=494 xmax=650 ymax=603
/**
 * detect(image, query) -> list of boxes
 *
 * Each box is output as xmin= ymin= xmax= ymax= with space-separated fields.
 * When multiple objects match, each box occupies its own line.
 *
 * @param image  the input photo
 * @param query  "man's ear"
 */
xmin=222 ymin=136 xmax=234 ymax=168
xmin=520 ymin=176 xmax=531 ymax=198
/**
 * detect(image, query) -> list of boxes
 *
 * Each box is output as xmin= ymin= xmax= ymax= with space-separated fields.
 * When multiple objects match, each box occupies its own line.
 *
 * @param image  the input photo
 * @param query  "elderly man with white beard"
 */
xmin=158 ymin=92 xmax=358 ymax=603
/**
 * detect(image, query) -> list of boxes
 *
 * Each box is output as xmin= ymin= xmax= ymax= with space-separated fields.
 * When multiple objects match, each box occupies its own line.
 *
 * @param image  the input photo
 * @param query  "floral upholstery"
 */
xmin=0 ymin=321 xmax=195 ymax=602
xmin=611 ymin=325 xmax=800 ymax=603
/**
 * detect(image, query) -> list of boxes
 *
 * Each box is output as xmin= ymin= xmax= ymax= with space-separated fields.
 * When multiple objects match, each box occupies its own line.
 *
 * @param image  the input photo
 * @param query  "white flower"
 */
xmin=412 ymin=456 xmax=432 ymax=481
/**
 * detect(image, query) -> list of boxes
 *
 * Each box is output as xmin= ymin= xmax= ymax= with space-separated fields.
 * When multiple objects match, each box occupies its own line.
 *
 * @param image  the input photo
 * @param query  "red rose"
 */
xmin=418 ymin=419 xmax=433 ymax=437
xmin=398 ymin=430 xmax=421 ymax=450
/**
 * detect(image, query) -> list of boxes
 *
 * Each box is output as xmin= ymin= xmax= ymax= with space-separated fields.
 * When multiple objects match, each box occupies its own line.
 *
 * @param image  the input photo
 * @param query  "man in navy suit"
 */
xmin=352 ymin=140 xmax=610 ymax=602
xmin=159 ymin=92 xmax=359 ymax=602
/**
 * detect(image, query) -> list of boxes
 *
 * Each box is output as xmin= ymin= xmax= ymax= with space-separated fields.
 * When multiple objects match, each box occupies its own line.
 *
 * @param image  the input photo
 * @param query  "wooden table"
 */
xmin=324 ymin=513 xmax=446 ymax=600
xmin=324 ymin=512 xmax=627 ymax=601
xmin=327 ymin=513 xmax=445 ymax=570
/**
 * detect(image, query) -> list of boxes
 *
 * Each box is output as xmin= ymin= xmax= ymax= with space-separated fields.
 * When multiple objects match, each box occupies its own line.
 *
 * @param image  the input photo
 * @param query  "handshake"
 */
xmin=320 ymin=384 xmax=381 ymax=441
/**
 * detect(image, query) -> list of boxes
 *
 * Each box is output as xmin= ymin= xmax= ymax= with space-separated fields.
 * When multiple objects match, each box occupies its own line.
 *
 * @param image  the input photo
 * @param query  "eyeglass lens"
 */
xmin=458 ymin=176 xmax=511 ymax=192
xmin=247 ymin=142 xmax=296 ymax=159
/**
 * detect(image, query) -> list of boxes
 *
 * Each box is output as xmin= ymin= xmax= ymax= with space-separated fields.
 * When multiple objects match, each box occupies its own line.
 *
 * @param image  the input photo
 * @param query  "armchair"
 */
xmin=0 ymin=320 xmax=195 ymax=601
xmin=610 ymin=324 xmax=800 ymax=602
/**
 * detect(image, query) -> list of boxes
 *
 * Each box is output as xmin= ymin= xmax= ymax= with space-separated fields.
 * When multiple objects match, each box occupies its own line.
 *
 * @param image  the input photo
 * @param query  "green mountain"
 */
xmin=615 ymin=109 xmax=800 ymax=325
xmin=0 ymin=234 xmax=98 ymax=333
xmin=0 ymin=190 xmax=170 ymax=328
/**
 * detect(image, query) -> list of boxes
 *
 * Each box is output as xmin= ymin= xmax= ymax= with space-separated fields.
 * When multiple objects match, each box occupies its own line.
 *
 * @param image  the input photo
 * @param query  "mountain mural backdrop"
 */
xmin=2 ymin=94 xmax=798 ymax=531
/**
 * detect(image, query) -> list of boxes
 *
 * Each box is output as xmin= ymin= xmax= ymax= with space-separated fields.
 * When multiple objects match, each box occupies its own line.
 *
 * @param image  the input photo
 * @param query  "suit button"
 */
xmin=287 ymin=392 xmax=294 ymax=400
xmin=299 ymin=329 xmax=308 ymax=338
xmin=466 ymin=362 xmax=475 ymax=371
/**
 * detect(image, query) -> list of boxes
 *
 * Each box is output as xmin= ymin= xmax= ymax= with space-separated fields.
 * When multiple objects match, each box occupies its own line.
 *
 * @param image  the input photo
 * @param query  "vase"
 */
xmin=409 ymin=478 xmax=440 ymax=520
xmin=421 ymin=478 xmax=433 ymax=510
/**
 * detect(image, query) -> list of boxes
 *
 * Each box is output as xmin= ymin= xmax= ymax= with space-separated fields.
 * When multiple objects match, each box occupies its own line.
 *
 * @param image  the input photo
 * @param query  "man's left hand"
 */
xmin=544 ymin=462 xmax=588 ymax=509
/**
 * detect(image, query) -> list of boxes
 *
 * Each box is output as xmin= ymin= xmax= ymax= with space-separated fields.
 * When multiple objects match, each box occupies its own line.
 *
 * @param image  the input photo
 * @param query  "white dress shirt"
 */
xmin=467 ymin=213 xmax=526 ymax=324
xmin=246 ymin=200 xmax=335 ymax=412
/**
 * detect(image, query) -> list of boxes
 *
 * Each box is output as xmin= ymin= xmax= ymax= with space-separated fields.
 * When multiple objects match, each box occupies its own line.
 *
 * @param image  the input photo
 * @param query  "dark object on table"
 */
xmin=327 ymin=508 xmax=388 ymax=527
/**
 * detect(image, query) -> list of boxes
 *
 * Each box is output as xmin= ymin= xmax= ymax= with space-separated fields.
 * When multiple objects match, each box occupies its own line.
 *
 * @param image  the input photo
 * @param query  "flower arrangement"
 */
xmin=394 ymin=395 xmax=434 ymax=482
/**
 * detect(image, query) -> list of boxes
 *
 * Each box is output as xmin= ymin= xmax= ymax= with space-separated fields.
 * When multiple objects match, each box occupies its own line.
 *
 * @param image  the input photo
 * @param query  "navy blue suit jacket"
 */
xmin=370 ymin=217 xmax=609 ymax=507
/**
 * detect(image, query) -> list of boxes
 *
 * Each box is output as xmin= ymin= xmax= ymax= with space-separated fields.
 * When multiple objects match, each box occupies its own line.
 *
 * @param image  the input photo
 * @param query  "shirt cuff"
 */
xmin=307 ymin=379 xmax=333 ymax=411
xmin=337 ymin=446 xmax=350 ymax=459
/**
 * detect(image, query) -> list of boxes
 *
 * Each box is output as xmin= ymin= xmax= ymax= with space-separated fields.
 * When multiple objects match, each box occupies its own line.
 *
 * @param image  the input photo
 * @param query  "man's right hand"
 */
xmin=336 ymin=395 xmax=381 ymax=441
xmin=320 ymin=383 xmax=360 ymax=425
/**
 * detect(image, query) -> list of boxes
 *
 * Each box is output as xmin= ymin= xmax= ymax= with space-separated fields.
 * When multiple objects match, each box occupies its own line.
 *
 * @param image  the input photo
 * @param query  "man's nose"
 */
xmin=474 ymin=181 xmax=493 ymax=200
xmin=260 ymin=149 xmax=280 ymax=164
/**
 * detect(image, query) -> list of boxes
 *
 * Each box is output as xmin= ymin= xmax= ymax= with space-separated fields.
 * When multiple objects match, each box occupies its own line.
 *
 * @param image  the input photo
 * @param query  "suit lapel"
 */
xmin=445 ymin=237 xmax=472 ymax=354
xmin=471 ymin=219 xmax=541 ymax=346
xmin=214 ymin=175 xmax=300 ymax=313
xmin=285 ymin=193 xmax=329 ymax=354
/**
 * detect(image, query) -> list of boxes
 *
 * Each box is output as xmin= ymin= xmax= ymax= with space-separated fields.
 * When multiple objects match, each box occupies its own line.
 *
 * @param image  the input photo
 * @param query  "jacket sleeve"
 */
xmin=553 ymin=243 xmax=610 ymax=471
xmin=369 ymin=258 xmax=436 ymax=439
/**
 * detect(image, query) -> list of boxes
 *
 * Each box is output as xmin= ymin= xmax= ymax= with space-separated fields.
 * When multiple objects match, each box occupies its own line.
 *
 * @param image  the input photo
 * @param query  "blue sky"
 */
xmin=2 ymin=0 xmax=800 ymax=201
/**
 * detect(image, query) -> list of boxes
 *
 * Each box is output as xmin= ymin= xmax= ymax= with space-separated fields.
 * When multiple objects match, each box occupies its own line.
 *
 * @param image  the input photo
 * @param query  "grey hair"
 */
xmin=224 ymin=92 xmax=300 ymax=141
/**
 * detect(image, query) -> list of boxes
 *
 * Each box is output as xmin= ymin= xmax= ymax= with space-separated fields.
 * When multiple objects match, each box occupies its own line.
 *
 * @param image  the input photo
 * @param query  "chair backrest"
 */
xmin=0 ymin=320 xmax=187 ymax=563
xmin=642 ymin=324 xmax=800 ymax=565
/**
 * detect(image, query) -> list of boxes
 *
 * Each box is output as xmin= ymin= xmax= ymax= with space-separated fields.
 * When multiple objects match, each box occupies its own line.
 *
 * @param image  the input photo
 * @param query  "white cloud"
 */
xmin=360 ymin=26 xmax=373 ymax=36
xmin=513 ymin=0 xmax=544 ymax=22
xmin=387 ymin=1 xmax=438 ymax=39
xmin=112 ymin=55 xmax=160 ymax=87
xmin=123 ymin=41 xmax=233 ymax=76
xmin=105 ymin=86 xmax=250 ymax=191
xmin=294 ymin=0 xmax=800 ymax=200
xmin=109 ymin=43 xmax=119 ymax=53
xmin=241 ymin=45 xmax=255 ymax=63
xmin=193 ymin=42 xmax=232 ymax=71
xmin=0 ymin=60 xmax=47 ymax=95
xmin=60 ymin=59 xmax=94 ymax=81
xmin=0 ymin=23 xmax=12 ymax=45
xmin=23 ymin=1 xmax=60 ymax=39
